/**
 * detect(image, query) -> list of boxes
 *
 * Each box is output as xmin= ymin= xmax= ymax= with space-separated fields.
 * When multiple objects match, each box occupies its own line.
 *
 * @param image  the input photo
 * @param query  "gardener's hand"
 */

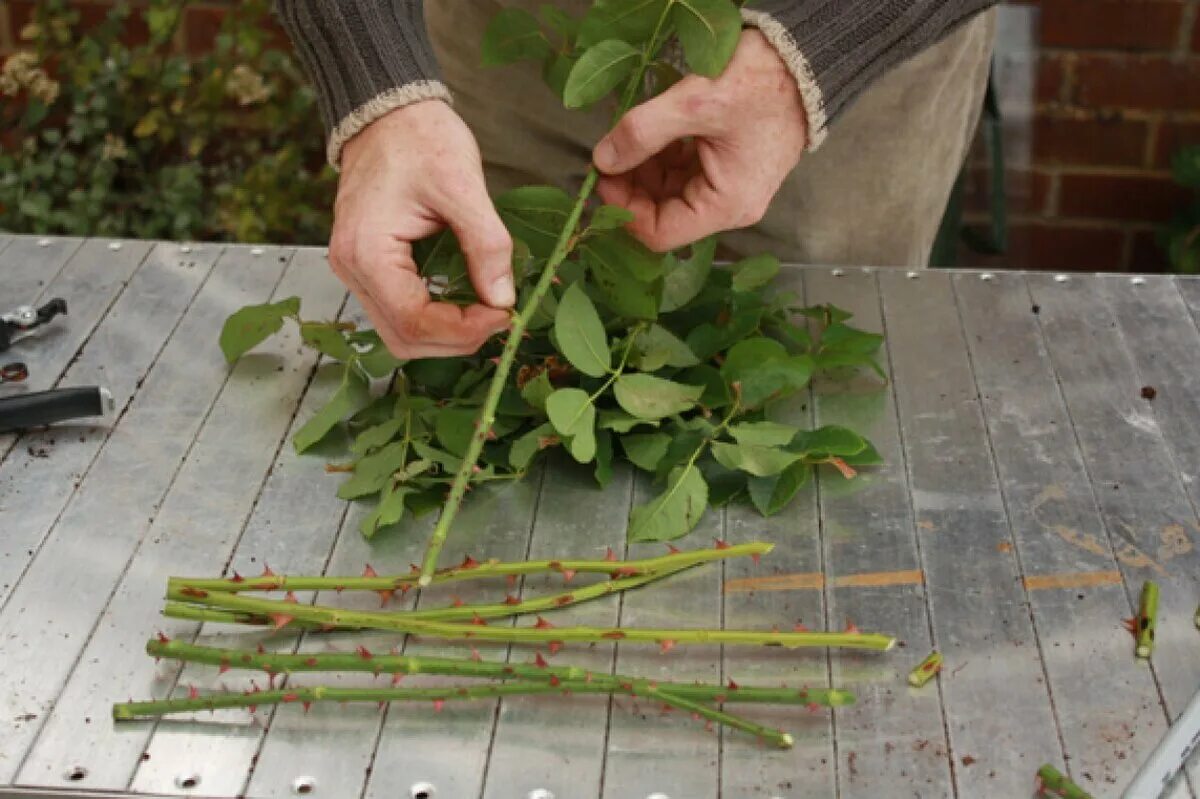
xmin=593 ymin=30 xmax=808 ymax=252
xmin=331 ymin=101 xmax=514 ymax=358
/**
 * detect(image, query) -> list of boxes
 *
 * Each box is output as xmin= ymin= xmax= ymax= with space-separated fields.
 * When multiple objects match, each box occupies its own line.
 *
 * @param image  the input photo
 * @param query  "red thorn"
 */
xmin=714 ymin=538 xmax=731 ymax=550
xmin=282 ymin=692 xmax=299 ymax=703
xmin=471 ymin=613 xmax=489 ymax=626
xmin=269 ymin=613 xmax=294 ymax=630
xmin=506 ymin=574 xmax=518 ymax=588
xmin=807 ymin=702 xmax=821 ymax=713
xmin=727 ymin=679 xmax=740 ymax=691
xmin=503 ymin=594 xmax=522 ymax=606
xmin=409 ymin=563 xmax=421 ymax=575
xmin=391 ymin=673 xmax=404 ymax=686
xmin=230 ymin=571 xmax=245 ymax=584
xmin=793 ymin=621 xmax=810 ymax=633
xmin=658 ymin=639 xmax=676 ymax=654
xmin=432 ymin=699 xmax=445 ymax=712
xmin=561 ymin=569 xmax=577 ymax=583
xmin=534 ymin=616 xmax=555 ymax=629
xmin=714 ymin=693 xmax=727 ymax=704
xmin=256 ymin=644 xmax=266 ymax=654
xmin=283 ymin=591 xmax=298 ymax=604
xmin=335 ymin=585 xmax=345 ymax=593
xmin=550 ymin=675 xmax=561 ymax=687
xmin=751 ymin=553 xmax=762 ymax=565
xmin=661 ymin=703 xmax=674 ymax=714
xmin=304 ymin=657 xmax=318 ymax=667
xmin=1122 ymin=617 xmax=1138 ymax=637
xmin=548 ymin=641 xmax=563 ymax=655
xmin=451 ymin=596 xmax=464 ymax=608
xmin=705 ymin=720 xmax=714 ymax=733
xmin=460 ymin=555 xmax=480 ymax=570
xmin=666 ymin=544 xmax=681 ymax=554
xmin=398 ymin=583 xmax=412 ymax=596
xmin=844 ymin=621 xmax=861 ymax=635
xmin=356 ymin=645 xmax=373 ymax=660
xmin=488 ymin=356 xmax=502 ymax=365
xmin=830 ymin=457 xmax=858 ymax=479
xmin=267 ymin=673 xmax=278 ymax=690
xmin=187 ymin=685 xmax=199 ymax=700
xmin=601 ymin=631 xmax=626 ymax=640
xmin=248 ymin=704 xmax=258 ymax=714
xmin=219 ymin=659 xmax=230 ymax=674
xmin=363 ymin=564 xmax=378 ymax=578
xmin=604 ymin=547 xmax=617 ymax=562
xmin=179 ymin=587 xmax=208 ymax=598
xmin=156 ymin=631 xmax=171 ymax=644
xmin=303 ymin=701 xmax=313 ymax=713
xmin=470 ymin=648 xmax=482 ymax=662
xmin=377 ymin=590 xmax=395 ymax=608
xmin=261 ymin=563 xmax=276 ymax=578
xmin=554 ymin=594 xmax=574 ymax=607
xmin=535 ymin=653 xmax=549 ymax=669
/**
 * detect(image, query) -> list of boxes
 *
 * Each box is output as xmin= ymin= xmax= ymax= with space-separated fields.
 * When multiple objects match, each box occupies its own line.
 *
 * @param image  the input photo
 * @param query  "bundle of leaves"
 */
xmin=1161 ymin=145 xmax=1200 ymax=274
xmin=220 ymin=0 xmax=886 ymax=545
xmin=0 ymin=0 xmax=333 ymax=243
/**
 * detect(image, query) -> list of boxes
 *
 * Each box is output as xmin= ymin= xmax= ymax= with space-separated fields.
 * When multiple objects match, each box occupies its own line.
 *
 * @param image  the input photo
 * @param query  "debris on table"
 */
xmin=1135 ymin=580 xmax=1159 ymax=659
xmin=908 ymin=650 xmax=943 ymax=687
xmin=1036 ymin=763 xmax=1093 ymax=799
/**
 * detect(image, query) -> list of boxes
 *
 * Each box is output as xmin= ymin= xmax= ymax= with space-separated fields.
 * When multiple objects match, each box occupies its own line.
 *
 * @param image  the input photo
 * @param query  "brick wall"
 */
xmin=965 ymin=0 xmax=1200 ymax=272
xmin=4 ymin=1 xmax=1200 ymax=272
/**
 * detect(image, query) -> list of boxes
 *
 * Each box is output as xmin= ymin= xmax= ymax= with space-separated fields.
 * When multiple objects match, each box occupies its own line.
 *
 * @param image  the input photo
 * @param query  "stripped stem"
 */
xmin=146 ymin=638 xmax=856 ymax=708
xmin=166 ymin=589 xmax=897 ymax=651
xmin=1036 ymin=764 xmax=1093 ymax=799
xmin=1135 ymin=580 xmax=1158 ymax=659
xmin=169 ymin=542 xmax=771 ymax=595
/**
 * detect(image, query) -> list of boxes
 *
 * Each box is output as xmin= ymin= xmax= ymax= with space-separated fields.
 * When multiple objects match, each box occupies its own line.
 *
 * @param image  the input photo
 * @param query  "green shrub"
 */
xmin=0 ymin=0 xmax=334 ymax=243
xmin=1162 ymin=145 xmax=1200 ymax=274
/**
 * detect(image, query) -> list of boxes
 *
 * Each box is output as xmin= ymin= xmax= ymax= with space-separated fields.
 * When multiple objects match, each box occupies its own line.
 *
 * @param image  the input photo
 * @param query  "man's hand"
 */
xmin=332 ymin=101 xmax=514 ymax=359
xmin=593 ymin=30 xmax=808 ymax=253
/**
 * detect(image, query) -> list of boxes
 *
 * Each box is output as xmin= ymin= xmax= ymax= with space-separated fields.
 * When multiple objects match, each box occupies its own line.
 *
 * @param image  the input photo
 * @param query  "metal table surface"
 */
xmin=0 ymin=235 xmax=1197 ymax=799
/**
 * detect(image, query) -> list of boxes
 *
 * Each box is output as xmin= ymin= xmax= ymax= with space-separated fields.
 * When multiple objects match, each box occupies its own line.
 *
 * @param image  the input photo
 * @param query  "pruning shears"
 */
xmin=0 ymin=298 xmax=115 ymax=433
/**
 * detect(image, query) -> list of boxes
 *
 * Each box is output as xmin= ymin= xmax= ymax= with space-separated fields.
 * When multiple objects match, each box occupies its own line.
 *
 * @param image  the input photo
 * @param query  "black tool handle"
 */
xmin=0 ymin=387 xmax=109 ymax=433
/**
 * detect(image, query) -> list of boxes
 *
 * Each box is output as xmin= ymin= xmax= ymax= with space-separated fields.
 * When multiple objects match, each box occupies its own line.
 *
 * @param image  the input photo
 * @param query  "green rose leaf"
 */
xmin=554 ymin=282 xmax=612 ymax=378
xmin=841 ymin=439 xmax=884 ymax=467
xmin=730 ymin=254 xmax=781 ymax=292
xmin=520 ymin=369 xmax=555 ymax=413
xmin=727 ymin=421 xmax=800 ymax=447
xmin=629 ymin=464 xmax=709 ymax=542
xmin=497 ymin=185 xmax=575 ymax=258
xmin=720 ymin=337 xmax=814 ymax=408
xmin=590 ymin=204 xmax=635 ymax=231
xmin=546 ymin=387 xmax=598 ymax=463
xmin=360 ymin=486 xmax=413 ymax=539
xmin=435 ymin=406 xmax=480 ymax=457
xmin=711 ymin=441 xmax=804 ymax=477
xmin=293 ymin=362 xmax=370 ymax=454
xmin=300 ymin=322 xmax=356 ymax=361
xmin=632 ymin=324 xmax=700 ymax=371
xmin=598 ymin=409 xmax=661 ymax=433
xmin=582 ymin=229 xmax=664 ymax=283
xmin=791 ymin=425 xmax=869 ymax=459
xmin=510 ymin=422 xmax=558 ymax=469
xmin=351 ymin=419 xmax=403 ymax=457
xmin=565 ymin=39 xmax=641 ymax=108
xmin=219 ymin=296 xmax=300 ymax=363
xmin=747 ymin=462 xmax=812 ymax=516
xmin=579 ymin=0 xmax=668 ymax=48
xmin=482 ymin=8 xmax=552 ymax=66
xmin=614 ymin=373 xmax=703 ymax=419
xmin=621 ymin=431 xmax=672 ymax=471
xmin=671 ymin=0 xmax=742 ymax=77
xmin=594 ymin=430 xmax=615 ymax=488
xmin=699 ymin=458 xmax=747 ymax=506
xmin=661 ymin=236 xmax=716 ymax=312
xmin=337 ymin=441 xmax=408 ymax=499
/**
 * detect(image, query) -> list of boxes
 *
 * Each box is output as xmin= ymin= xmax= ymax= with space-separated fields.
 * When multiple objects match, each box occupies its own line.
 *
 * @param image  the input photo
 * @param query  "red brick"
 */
xmin=1129 ymin=230 xmax=1174 ymax=272
xmin=1153 ymin=121 xmax=1200 ymax=168
xmin=1035 ymin=0 xmax=1185 ymax=51
xmin=1038 ymin=55 xmax=1067 ymax=103
xmin=9 ymin=1 xmax=149 ymax=48
xmin=965 ymin=168 xmax=1052 ymax=215
xmin=960 ymin=223 xmax=1128 ymax=271
xmin=1194 ymin=13 xmax=1200 ymax=52
xmin=1033 ymin=113 xmax=1150 ymax=167
xmin=183 ymin=6 xmax=225 ymax=55
xmin=1058 ymin=172 xmax=1191 ymax=221
xmin=1074 ymin=55 xmax=1200 ymax=112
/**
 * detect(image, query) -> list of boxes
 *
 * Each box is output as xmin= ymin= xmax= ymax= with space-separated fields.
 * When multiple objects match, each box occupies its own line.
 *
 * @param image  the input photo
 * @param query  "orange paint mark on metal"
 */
xmin=832 ymin=570 xmax=924 ymax=589
xmin=1022 ymin=570 xmax=1122 ymax=590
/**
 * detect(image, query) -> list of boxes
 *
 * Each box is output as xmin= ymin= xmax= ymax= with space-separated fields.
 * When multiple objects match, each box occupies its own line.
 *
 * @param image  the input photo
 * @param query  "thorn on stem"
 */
xmin=562 ymin=569 xmax=577 ymax=583
xmin=666 ymin=544 xmax=681 ymax=554
xmin=187 ymin=685 xmax=199 ymax=700
xmin=548 ymin=641 xmax=563 ymax=654
xmin=534 ymin=653 xmax=549 ymax=669
xmin=604 ymin=547 xmax=617 ymax=562
xmin=261 ymin=563 xmax=276 ymax=578
xmin=714 ymin=539 xmax=731 ymax=550
xmin=534 ymin=616 xmax=554 ymax=629
xmin=362 ymin=564 xmax=378 ymax=578
xmin=658 ymin=639 xmax=676 ymax=654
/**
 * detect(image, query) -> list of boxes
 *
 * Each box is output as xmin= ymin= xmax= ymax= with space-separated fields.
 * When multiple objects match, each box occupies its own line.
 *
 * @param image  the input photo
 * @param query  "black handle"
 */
xmin=0 ymin=387 xmax=110 ymax=433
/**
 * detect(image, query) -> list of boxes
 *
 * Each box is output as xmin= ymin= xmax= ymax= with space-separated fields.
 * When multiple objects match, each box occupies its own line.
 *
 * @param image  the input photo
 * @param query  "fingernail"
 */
xmin=491 ymin=274 xmax=516 ymax=307
xmin=594 ymin=139 xmax=617 ymax=171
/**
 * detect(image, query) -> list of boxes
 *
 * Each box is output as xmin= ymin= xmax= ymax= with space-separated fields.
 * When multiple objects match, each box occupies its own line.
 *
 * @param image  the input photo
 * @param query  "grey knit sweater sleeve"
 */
xmin=275 ymin=1 xmax=996 ymax=165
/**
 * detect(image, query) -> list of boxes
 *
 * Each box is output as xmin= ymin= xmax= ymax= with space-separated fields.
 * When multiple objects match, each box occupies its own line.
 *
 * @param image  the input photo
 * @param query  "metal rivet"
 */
xmin=831 ymin=269 xmax=845 ymax=277
xmin=1054 ymin=274 xmax=1070 ymax=283
xmin=906 ymin=271 xmax=920 ymax=279
xmin=180 ymin=245 xmax=192 ymax=254
xmin=175 ymin=773 xmax=200 ymax=790
xmin=527 ymin=791 xmax=555 ymax=799
xmin=980 ymin=273 xmax=995 ymax=282
xmin=250 ymin=247 xmax=265 ymax=256
xmin=37 ymin=238 xmax=52 ymax=247
xmin=411 ymin=782 xmax=436 ymax=799
xmin=292 ymin=776 xmax=316 ymax=795
xmin=1130 ymin=276 xmax=1146 ymax=286
xmin=64 ymin=766 xmax=88 ymax=782
xmin=108 ymin=241 xmax=123 ymax=251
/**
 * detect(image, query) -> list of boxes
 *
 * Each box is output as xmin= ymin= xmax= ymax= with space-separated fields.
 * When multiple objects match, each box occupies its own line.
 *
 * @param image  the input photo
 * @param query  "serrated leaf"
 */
xmin=300 ymin=322 xmax=356 ymax=361
xmin=671 ymin=0 xmax=741 ymax=76
xmin=346 ymin=330 xmax=404 ymax=378
xmin=565 ymin=39 xmax=640 ymax=108
xmin=338 ymin=441 xmax=409 ymax=499
xmin=628 ymin=465 xmax=708 ymax=542
xmin=711 ymin=441 xmax=804 ymax=477
xmin=720 ymin=337 xmax=814 ymax=408
xmin=435 ymin=407 xmax=479 ymax=457
xmin=351 ymin=419 xmax=403 ymax=457
xmin=510 ymin=422 xmax=557 ymax=469
xmin=482 ymin=8 xmax=552 ymax=66
xmin=412 ymin=441 xmax=463 ymax=472
xmin=219 ymin=296 xmax=300 ymax=362
xmin=591 ymin=204 xmax=635 ymax=231
xmin=360 ymin=486 xmax=413 ymax=539
xmin=497 ymin=185 xmax=575 ymax=258
xmin=632 ymin=324 xmax=700 ymax=371
xmin=685 ymin=306 xmax=763 ymax=360
xmin=661 ymin=237 xmax=715 ymax=312
xmin=728 ymin=421 xmax=800 ymax=447
xmin=614 ymin=373 xmax=703 ymax=419
xmin=579 ymin=0 xmax=669 ymax=48
xmin=730 ymin=254 xmax=780 ymax=292
xmin=582 ymin=229 xmax=664 ymax=282
xmin=621 ymin=432 xmax=672 ymax=471
xmin=546 ymin=388 xmax=597 ymax=463
xmin=293 ymin=363 xmax=370 ymax=453
xmin=520 ymin=369 xmax=555 ymax=412
xmin=790 ymin=426 xmax=869 ymax=459
xmin=598 ymin=409 xmax=661 ymax=433
xmin=555 ymin=282 xmax=612 ymax=377
xmin=747 ymin=462 xmax=812 ymax=516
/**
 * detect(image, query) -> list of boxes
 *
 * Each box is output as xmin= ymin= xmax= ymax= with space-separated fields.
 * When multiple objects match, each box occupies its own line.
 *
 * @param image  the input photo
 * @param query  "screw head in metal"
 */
xmin=831 ymin=268 xmax=846 ymax=277
xmin=906 ymin=271 xmax=920 ymax=279
xmin=1130 ymin=276 xmax=1146 ymax=286
xmin=292 ymin=776 xmax=316 ymax=795
xmin=1054 ymin=274 xmax=1070 ymax=283
xmin=180 ymin=245 xmax=193 ymax=254
xmin=108 ymin=241 xmax=123 ymax=251
xmin=980 ymin=273 xmax=995 ymax=282
xmin=250 ymin=247 xmax=265 ymax=256
xmin=410 ymin=782 xmax=436 ymax=799
xmin=174 ymin=773 xmax=201 ymax=790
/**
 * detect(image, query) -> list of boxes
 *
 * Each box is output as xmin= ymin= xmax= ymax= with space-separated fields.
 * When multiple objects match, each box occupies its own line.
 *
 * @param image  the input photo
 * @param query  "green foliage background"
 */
xmin=1162 ymin=145 xmax=1200 ymax=274
xmin=0 ymin=0 xmax=334 ymax=243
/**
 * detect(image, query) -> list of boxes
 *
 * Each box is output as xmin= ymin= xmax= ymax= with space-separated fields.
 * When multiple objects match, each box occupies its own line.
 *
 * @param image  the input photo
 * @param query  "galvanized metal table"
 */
xmin=1 ymin=235 xmax=1198 ymax=799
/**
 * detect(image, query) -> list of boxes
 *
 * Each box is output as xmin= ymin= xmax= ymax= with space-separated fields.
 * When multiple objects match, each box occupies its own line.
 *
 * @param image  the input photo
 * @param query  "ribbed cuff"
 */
xmin=740 ymin=8 xmax=829 ymax=151
xmin=274 ymin=0 xmax=449 ymax=167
